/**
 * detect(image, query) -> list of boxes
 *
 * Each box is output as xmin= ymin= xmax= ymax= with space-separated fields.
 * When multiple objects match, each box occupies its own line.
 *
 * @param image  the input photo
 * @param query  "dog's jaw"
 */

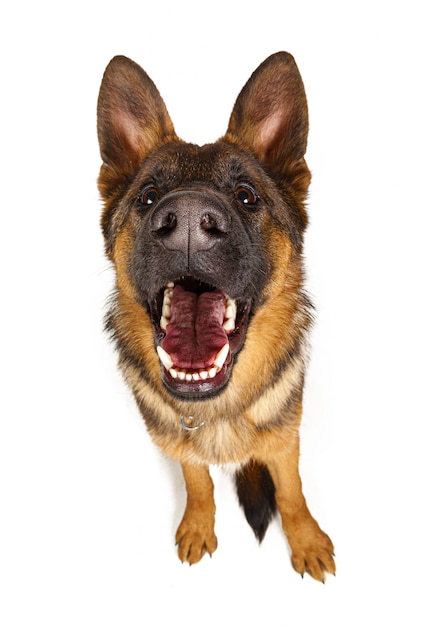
xmin=149 ymin=277 xmax=251 ymax=400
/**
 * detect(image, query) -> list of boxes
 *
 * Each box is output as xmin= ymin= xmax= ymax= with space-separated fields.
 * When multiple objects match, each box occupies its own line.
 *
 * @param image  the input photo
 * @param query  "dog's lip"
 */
xmin=149 ymin=279 xmax=251 ymax=399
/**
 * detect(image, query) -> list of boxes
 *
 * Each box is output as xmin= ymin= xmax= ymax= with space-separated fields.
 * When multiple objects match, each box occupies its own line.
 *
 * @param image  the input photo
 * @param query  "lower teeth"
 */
xmin=169 ymin=366 xmax=218 ymax=381
xmin=157 ymin=342 xmax=229 ymax=382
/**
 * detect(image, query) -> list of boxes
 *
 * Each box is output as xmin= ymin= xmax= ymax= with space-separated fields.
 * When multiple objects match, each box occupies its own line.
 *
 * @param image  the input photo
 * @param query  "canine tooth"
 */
xmin=223 ymin=318 xmax=235 ymax=332
xmin=214 ymin=343 xmax=229 ymax=369
xmin=225 ymin=303 xmax=236 ymax=319
xmin=160 ymin=316 xmax=169 ymax=330
xmin=208 ymin=367 xmax=217 ymax=379
xmin=199 ymin=370 xmax=209 ymax=380
xmin=156 ymin=346 xmax=174 ymax=370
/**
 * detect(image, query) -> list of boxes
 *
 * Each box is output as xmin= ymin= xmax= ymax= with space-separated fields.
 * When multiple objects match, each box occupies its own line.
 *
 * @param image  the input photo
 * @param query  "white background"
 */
xmin=1 ymin=1 xmax=421 ymax=624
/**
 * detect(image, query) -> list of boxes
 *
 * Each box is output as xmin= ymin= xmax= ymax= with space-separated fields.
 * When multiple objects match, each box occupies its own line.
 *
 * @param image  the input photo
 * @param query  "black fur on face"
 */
xmin=122 ymin=140 xmax=300 ymax=307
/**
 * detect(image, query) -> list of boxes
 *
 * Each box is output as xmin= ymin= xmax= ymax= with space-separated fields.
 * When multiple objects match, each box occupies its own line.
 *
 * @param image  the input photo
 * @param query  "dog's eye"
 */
xmin=235 ymin=184 xmax=259 ymax=205
xmin=139 ymin=185 xmax=159 ymax=206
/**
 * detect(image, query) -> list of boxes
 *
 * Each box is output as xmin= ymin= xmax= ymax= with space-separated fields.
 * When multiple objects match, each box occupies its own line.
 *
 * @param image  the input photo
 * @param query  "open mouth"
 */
xmin=151 ymin=277 xmax=251 ymax=399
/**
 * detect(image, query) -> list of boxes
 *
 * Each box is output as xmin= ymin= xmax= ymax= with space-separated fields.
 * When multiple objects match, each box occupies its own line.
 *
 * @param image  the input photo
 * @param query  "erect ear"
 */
xmin=97 ymin=55 xmax=177 ymax=176
xmin=224 ymin=52 xmax=310 ymax=191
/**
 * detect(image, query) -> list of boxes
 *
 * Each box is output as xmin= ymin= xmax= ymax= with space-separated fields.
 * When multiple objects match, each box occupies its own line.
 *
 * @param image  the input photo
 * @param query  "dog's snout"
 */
xmin=150 ymin=191 xmax=229 ymax=255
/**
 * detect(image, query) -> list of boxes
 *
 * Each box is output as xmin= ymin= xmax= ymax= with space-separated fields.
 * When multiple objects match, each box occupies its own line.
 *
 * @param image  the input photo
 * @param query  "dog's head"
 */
xmin=97 ymin=53 xmax=311 ymax=401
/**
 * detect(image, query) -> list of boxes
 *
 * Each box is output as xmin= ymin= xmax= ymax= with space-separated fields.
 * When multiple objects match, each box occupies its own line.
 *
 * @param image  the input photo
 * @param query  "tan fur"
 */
xmin=97 ymin=52 xmax=335 ymax=580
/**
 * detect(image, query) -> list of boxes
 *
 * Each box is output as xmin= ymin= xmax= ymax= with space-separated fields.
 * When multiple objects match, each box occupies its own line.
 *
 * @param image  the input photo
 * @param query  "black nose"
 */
xmin=150 ymin=190 xmax=230 ymax=256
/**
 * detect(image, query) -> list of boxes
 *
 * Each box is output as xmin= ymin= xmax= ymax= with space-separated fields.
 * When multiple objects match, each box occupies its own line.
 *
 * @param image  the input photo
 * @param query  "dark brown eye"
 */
xmin=139 ymin=185 xmax=159 ymax=205
xmin=235 ymin=184 xmax=259 ymax=205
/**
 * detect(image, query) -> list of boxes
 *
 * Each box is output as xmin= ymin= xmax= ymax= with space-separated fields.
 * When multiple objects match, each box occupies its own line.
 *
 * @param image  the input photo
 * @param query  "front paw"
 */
xmin=175 ymin=515 xmax=218 ymax=564
xmin=285 ymin=517 xmax=336 ymax=582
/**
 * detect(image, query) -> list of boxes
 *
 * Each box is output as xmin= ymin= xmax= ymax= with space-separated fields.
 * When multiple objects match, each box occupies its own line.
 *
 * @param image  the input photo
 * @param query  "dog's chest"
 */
xmin=157 ymin=409 xmax=276 ymax=466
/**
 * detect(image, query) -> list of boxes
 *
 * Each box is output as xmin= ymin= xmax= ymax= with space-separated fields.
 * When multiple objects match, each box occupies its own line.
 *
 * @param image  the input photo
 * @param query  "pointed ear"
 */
xmin=97 ymin=56 xmax=177 ymax=176
xmin=224 ymin=52 xmax=310 ymax=192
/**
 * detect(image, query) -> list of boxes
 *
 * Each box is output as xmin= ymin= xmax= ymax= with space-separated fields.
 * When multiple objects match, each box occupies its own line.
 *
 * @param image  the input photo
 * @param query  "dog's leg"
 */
xmin=265 ymin=431 xmax=336 ymax=581
xmin=175 ymin=462 xmax=218 ymax=564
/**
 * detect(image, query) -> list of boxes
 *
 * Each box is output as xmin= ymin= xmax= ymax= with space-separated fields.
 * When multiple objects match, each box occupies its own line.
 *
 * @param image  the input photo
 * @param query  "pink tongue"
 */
xmin=162 ymin=285 xmax=228 ymax=369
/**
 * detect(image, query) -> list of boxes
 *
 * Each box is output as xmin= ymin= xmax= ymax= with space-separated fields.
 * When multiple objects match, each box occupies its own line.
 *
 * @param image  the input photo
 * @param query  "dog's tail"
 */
xmin=235 ymin=461 xmax=277 ymax=542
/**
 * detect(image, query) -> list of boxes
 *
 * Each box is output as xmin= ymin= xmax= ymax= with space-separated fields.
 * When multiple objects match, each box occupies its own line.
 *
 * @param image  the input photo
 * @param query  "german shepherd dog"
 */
xmin=97 ymin=52 xmax=335 ymax=581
